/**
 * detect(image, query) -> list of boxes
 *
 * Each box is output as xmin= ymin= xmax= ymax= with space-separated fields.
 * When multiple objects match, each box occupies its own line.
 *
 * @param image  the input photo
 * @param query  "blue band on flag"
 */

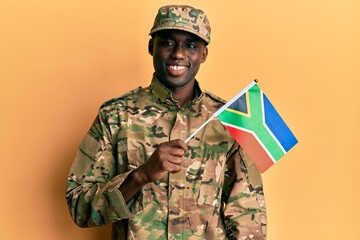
xmin=263 ymin=94 xmax=298 ymax=152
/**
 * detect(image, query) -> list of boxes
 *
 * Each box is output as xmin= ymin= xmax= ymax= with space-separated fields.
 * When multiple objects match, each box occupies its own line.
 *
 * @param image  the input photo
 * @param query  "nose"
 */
xmin=171 ymin=45 xmax=185 ymax=60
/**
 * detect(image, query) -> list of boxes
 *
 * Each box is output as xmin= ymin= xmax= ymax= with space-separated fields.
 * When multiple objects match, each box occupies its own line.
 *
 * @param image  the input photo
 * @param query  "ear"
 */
xmin=200 ymin=46 xmax=208 ymax=63
xmin=148 ymin=38 xmax=154 ymax=56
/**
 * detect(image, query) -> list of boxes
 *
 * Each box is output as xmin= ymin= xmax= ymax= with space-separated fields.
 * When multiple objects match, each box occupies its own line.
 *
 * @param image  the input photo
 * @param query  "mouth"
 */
xmin=167 ymin=65 xmax=188 ymax=76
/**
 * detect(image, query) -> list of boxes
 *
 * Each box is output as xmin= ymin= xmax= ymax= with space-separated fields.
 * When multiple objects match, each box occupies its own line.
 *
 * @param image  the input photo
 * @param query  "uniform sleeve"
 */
xmin=65 ymin=110 xmax=136 ymax=227
xmin=222 ymin=142 xmax=267 ymax=240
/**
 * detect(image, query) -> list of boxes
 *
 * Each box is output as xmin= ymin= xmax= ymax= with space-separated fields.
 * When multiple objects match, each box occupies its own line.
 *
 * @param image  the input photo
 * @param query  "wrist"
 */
xmin=132 ymin=167 xmax=150 ymax=186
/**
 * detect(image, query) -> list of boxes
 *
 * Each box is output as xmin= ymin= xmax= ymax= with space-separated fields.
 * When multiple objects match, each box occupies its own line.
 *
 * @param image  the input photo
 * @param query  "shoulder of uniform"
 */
xmin=204 ymin=90 xmax=227 ymax=105
xmin=100 ymin=86 xmax=142 ymax=108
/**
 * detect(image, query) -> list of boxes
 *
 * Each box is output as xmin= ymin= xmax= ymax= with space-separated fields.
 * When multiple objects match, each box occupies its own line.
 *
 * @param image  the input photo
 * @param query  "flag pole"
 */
xmin=184 ymin=80 xmax=258 ymax=143
xmin=184 ymin=115 xmax=216 ymax=143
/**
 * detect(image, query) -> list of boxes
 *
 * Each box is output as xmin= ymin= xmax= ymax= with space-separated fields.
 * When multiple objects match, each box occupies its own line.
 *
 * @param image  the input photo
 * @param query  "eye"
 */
xmin=160 ymin=40 xmax=175 ymax=47
xmin=185 ymin=43 xmax=198 ymax=49
xmin=167 ymin=41 xmax=175 ymax=47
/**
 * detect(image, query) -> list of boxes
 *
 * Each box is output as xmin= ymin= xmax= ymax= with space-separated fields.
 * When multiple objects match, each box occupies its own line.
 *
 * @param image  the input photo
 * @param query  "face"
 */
xmin=149 ymin=30 xmax=208 ymax=90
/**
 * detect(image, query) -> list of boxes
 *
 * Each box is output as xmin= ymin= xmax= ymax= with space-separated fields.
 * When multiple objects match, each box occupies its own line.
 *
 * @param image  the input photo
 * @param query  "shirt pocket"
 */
xmin=79 ymin=134 xmax=102 ymax=160
xmin=117 ymin=144 xmax=153 ymax=213
xmin=188 ymin=147 xmax=227 ymax=208
xmin=188 ymin=157 xmax=225 ymax=236
xmin=70 ymin=134 xmax=103 ymax=179
xmin=195 ymin=129 xmax=229 ymax=208
xmin=197 ymin=158 xmax=223 ymax=208
xmin=117 ymin=140 xmax=146 ymax=172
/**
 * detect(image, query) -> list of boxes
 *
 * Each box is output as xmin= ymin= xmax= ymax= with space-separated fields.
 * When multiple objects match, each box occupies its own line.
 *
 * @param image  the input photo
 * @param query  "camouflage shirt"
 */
xmin=66 ymin=76 xmax=267 ymax=240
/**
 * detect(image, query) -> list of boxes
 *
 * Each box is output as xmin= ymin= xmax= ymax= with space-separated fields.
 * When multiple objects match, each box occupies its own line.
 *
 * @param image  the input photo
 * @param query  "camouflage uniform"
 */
xmin=66 ymin=76 xmax=267 ymax=239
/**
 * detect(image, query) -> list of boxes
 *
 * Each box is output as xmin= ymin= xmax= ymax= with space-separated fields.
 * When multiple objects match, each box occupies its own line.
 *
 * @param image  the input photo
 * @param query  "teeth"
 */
xmin=169 ymin=65 xmax=185 ymax=70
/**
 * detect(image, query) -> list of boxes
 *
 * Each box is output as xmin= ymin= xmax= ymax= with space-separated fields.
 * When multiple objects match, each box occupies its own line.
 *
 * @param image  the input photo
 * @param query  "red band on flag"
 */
xmin=224 ymin=125 xmax=274 ymax=173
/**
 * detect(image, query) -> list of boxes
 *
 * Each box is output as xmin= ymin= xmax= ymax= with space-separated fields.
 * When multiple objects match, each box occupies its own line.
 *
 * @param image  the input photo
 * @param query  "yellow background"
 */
xmin=1 ymin=0 xmax=359 ymax=239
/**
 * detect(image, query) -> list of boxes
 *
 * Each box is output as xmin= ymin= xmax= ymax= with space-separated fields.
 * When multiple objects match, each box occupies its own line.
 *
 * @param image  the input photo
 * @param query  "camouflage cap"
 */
xmin=149 ymin=5 xmax=211 ymax=44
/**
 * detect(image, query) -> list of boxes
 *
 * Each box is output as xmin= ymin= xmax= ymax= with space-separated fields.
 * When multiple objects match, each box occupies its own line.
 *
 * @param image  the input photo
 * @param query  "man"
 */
xmin=66 ymin=5 xmax=267 ymax=240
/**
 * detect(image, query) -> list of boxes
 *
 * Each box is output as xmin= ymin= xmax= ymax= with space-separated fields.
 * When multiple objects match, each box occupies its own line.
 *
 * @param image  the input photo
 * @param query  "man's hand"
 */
xmin=119 ymin=139 xmax=188 ymax=202
xmin=138 ymin=139 xmax=188 ymax=183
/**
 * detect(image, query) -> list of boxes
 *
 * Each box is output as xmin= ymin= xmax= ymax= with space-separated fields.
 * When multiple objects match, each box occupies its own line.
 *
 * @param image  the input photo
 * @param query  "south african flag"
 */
xmin=215 ymin=81 xmax=298 ymax=173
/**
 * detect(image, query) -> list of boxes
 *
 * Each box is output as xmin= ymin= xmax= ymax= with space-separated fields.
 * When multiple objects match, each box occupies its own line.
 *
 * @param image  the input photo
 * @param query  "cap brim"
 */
xmin=149 ymin=27 xmax=210 ymax=44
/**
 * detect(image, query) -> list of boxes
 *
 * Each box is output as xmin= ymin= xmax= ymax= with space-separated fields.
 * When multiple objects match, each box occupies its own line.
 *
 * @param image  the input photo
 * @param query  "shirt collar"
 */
xmin=150 ymin=74 xmax=202 ymax=104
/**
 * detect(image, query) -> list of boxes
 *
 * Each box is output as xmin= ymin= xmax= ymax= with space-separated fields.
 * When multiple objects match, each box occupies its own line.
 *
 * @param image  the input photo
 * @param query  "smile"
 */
xmin=168 ymin=65 xmax=186 ymax=70
xmin=167 ymin=65 xmax=188 ymax=76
